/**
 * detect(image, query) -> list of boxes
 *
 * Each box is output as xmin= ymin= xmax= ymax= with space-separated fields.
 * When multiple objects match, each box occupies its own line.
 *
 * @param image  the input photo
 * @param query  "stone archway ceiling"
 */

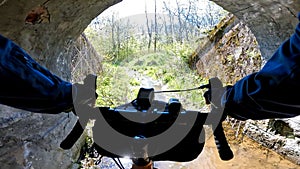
xmin=0 ymin=0 xmax=122 ymax=78
xmin=0 ymin=0 xmax=299 ymax=70
xmin=211 ymin=0 xmax=300 ymax=60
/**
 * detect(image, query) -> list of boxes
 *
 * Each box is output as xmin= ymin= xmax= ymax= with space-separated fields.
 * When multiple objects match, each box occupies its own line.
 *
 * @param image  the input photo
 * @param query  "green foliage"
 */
xmin=163 ymin=73 xmax=174 ymax=84
xmin=94 ymin=48 xmax=207 ymax=110
xmin=84 ymin=26 xmax=107 ymax=57
xmin=129 ymin=78 xmax=140 ymax=86
xmin=84 ymin=24 xmax=145 ymax=65
xmin=96 ymin=63 xmax=137 ymax=107
xmin=121 ymin=51 xmax=207 ymax=109
xmin=83 ymin=11 xmax=212 ymax=110
xmin=161 ymin=42 xmax=196 ymax=65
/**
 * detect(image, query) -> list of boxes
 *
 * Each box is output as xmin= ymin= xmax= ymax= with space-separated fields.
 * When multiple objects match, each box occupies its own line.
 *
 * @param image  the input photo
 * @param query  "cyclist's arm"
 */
xmin=223 ymin=13 xmax=300 ymax=120
xmin=0 ymin=34 xmax=74 ymax=113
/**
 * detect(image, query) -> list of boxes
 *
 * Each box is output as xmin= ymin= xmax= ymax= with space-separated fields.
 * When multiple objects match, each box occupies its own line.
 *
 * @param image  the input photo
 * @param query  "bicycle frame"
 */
xmin=61 ymin=87 xmax=233 ymax=169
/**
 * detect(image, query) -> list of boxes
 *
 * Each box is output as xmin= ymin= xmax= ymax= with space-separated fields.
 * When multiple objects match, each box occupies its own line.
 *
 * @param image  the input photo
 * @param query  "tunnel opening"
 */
xmin=68 ymin=0 xmax=282 ymax=168
xmin=71 ymin=0 xmax=230 ymax=108
xmin=70 ymin=0 xmax=300 ymax=168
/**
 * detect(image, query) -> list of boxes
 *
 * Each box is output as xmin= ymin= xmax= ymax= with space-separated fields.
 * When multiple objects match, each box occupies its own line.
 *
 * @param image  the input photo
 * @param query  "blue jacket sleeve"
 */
xmin=223 ymin=13 xmax=300 ymax=120
xmin=0 ymin=34 xmax=74 ymax=113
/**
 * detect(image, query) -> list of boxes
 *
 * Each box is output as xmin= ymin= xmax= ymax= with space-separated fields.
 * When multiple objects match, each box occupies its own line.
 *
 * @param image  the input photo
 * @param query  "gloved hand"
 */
xmin=60 ymin=74 xmax=98 ymax=149
xmin=203 ymin=77 xmax=232 ymax=121
xmin=72 ymin=74 xmax=98 ymax=112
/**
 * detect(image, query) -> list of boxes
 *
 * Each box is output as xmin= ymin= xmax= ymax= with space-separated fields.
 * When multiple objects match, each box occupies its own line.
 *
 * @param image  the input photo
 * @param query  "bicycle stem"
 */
xmin=131 ymin=158 xmax=154 ymax=169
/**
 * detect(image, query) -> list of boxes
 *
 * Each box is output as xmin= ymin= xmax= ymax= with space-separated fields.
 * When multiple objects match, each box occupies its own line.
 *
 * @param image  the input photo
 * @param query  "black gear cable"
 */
xmin=154 ymin=84 xmax=209 ymax=94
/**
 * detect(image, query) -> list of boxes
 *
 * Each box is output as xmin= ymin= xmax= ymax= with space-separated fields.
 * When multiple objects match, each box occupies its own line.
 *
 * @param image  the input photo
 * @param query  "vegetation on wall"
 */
xmin=194 ymin=14 xmax=262 ymax=85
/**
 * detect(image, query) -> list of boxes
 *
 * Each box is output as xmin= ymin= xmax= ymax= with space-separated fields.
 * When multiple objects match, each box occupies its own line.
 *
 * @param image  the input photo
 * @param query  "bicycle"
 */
xmin=60 ymin=79 xmax=234 ymax=169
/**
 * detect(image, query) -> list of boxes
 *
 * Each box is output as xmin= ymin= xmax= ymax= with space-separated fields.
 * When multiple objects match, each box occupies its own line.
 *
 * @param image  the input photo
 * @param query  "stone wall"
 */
xmin=194 ymin=14 xmax=262 ymax=83
xmin=0 ymin=0 xmax=300 ymax=168
xmin=0 ymin=0 xmax=120 ymax=168
xmin=245 ymin=118 xmax=300 ymax=164
xmin=0 ymin=106 xmax=81 ymax=169
xmin=0 ymin=0 xmax=121 ymax=78
xmin=206 ymin=0 xmax=300 ymax=165
xmin=195 ymin=13 xmax=300 ymax=165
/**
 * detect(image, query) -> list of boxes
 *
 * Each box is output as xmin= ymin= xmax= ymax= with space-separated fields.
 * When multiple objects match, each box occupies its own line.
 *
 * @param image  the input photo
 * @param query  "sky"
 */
xmin=97 ymin=0 xmax=214 ymax=19
xmin=99 ymin=0 xmax=173 ymax=18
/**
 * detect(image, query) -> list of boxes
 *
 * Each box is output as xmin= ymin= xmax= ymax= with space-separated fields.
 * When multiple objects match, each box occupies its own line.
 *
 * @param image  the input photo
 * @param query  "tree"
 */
xmin=163 ymin=0 xmax=175 ymax=43
xmin=154 ymin=0 xmax=158 ymax=52
xmin=145 ymin=0 xmax=152 ymax=51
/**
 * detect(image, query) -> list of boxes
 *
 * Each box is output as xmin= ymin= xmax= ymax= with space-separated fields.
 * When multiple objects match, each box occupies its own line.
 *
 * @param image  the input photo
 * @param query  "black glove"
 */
xmin=203 ymin=77 xmax=223 ymax=106
xmin=203 ymin=77 xmax=232 ymax=121
xmin=71 ymin=74 xmax=98 ymax=116
xmin=72 ymin=74 xmax=98 ymax=105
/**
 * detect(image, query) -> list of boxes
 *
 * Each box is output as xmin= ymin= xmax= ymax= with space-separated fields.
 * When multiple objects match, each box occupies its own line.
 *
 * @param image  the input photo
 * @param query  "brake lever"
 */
xmin=200 ymin=78 xmax=234 ymax=160
xmin=60 ymin=103 xmax=95 ymax=150
xmin=213 ymin=123 xmax=234 ymax=160
xmin=60 ymin=120 xmax=84 ymax=149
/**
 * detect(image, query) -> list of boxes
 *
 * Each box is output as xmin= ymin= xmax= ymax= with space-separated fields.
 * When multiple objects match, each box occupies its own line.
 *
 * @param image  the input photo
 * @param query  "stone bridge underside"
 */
xmin=0 ymin=0 xmax=299 ymax=168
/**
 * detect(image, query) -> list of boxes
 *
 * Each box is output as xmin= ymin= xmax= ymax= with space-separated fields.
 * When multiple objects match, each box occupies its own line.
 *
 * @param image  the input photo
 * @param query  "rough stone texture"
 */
xmin=244 ymin=120 xmax=300 ymax=165
xmin=0 ymin=0 xmax=121 ymax=78
xmin=195 ymin=14 xmax=262 ymax=83
xmin=211 ymin=0 xmax=300 ymax=60
xmin=0 ymin=106 xmax=82 ymax=169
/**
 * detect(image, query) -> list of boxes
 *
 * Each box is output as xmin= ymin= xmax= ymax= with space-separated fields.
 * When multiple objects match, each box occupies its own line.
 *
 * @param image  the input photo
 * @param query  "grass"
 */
xmin=96 ymin=51 xmax=207 ymax=110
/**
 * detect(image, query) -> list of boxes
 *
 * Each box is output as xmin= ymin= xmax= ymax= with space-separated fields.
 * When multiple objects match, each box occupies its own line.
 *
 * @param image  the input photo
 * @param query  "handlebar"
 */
xmin=61 ymin=86 xmax=234 ymax=162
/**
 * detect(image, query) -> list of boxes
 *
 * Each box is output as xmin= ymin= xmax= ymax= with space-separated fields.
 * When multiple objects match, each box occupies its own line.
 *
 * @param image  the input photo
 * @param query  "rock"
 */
xmin=195 ymin=14 xmax=262 ymax=84
xmin=244 ymin=120 xmax=300 ymax=165
xmin=0 ymin=105 xmax=82 ymax=169
xmin=284 ymin=116 xmax=300 ymax=138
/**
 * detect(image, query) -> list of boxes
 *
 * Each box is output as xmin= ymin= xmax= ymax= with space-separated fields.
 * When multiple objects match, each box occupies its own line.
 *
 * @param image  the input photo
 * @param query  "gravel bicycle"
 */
xmin=60 ymin=78 xmax=234 ymax=169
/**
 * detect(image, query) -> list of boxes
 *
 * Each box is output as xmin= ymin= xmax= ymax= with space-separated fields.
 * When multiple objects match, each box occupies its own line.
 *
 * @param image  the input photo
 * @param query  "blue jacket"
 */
xmin=224 ymin=13 xmax=300 ymax=120
xmin=0 ymin=34 xmax=73 ymax=113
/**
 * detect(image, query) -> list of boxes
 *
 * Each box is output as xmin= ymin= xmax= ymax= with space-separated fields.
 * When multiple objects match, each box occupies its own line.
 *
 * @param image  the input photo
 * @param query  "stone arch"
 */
xmin=0 ymin=1 xmax=299 ymax=71
xmin=0 ymin=0 xmax=299 ymax=168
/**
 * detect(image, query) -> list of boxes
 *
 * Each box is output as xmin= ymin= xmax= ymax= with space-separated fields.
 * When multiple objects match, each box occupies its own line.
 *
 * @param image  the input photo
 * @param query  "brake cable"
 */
xmin=154 ymin=84 xmax=209 ymax=93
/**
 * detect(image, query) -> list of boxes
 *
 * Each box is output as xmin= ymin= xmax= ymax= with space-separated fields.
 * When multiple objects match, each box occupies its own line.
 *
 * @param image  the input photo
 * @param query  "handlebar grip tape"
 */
xmin=60 ymin=120 xmax=84 ymax=149
xmin=213 ymin=124 xmax=234 ymax=161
